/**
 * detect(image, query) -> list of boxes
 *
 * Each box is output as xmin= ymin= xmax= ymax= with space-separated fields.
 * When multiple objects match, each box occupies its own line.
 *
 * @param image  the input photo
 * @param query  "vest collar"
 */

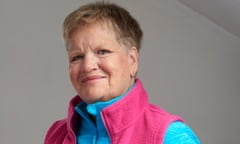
xmin=101 ymin=79 xmax=149 ymax=134
xmin=67 ymin=79 xmax=149 ymax=134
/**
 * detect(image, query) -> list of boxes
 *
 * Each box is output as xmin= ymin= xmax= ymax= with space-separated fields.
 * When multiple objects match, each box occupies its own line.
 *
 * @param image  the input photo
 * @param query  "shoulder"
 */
xmin=147 ymin=104 xmax=183 ymax=123
xmin=164 ymin=121 xmax=201 ymax=144
xmin=44 ymin=118 xmax=68 ymax=144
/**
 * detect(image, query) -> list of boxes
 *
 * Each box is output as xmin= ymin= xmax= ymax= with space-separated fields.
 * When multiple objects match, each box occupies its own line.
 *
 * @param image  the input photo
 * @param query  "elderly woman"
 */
xmin=44 ymin=2 xmax=200 ymax=144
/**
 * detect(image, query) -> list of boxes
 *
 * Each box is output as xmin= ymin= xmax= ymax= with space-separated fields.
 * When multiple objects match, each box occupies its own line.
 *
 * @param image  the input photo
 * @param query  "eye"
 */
xmin=70 ymin=55 xmax=84 ymax=63
xmin=97 ymin=49 xmax=111 ymax=55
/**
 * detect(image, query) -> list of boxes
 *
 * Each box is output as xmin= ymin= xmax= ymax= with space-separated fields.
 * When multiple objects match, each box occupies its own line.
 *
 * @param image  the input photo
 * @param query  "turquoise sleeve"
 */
xmin=164 ymin=121 xmax=201 ymax=144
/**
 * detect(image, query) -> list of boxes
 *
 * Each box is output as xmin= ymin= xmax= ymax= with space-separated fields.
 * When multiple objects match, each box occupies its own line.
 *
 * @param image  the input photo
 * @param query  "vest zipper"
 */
xmin=101 ymin=112 xmax=112 ymax=143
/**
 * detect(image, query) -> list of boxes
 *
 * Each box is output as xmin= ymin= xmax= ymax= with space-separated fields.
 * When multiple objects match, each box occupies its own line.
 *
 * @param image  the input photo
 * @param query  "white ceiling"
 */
xmin=178 ymin=0 xmax=240 ymax=38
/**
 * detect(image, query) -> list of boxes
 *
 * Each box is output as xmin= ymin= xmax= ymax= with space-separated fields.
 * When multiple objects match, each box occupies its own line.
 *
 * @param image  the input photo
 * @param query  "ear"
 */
xmin=128 ymin=46 xmax=139 ymax=77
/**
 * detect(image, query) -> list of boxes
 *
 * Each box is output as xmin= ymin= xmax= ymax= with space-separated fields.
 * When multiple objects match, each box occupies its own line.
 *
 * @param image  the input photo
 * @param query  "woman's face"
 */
xmin=68 ymin=23 xmax=138 ymax=103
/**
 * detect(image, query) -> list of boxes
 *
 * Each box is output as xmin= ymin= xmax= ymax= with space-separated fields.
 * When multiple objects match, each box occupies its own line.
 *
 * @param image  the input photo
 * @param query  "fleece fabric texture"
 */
xmin=44 ymin=79 xmax=200 ymax=144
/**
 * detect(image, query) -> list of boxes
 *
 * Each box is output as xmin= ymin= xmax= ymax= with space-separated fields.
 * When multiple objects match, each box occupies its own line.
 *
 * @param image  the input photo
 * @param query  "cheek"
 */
xmin=107 ymin=57 xmax=130 ymax=78
xmin=69 ymin=65 xmax=80 ymax=82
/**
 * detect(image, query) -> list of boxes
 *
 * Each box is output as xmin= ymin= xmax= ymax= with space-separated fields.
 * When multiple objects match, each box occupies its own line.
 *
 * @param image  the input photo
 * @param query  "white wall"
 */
xmin=1 ymin=0 xmax=239 ymax=143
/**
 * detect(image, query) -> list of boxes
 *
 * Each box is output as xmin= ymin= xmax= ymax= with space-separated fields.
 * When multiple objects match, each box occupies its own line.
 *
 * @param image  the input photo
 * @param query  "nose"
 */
xmin=81 ymin=53 xmax=98 ymax=72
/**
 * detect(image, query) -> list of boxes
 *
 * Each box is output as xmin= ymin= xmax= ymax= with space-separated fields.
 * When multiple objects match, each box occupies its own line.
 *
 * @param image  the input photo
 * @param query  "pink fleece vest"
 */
xmin=44 ymin=79 xmax=183 ymax=144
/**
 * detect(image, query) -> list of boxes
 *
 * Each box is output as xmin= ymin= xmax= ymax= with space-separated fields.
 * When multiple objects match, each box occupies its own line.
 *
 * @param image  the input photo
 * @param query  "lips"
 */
xmin=81 ymin=75 xmax=106 ymax=83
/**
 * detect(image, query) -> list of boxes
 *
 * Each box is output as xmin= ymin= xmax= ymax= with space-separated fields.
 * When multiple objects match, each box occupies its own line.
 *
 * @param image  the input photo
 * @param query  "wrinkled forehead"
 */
xmin=66 ymin=20 xmax=121 ymax=50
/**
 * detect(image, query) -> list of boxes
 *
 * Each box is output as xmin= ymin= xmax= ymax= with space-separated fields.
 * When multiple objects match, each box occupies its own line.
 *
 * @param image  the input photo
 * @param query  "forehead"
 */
xmin=66 ymin=19 xmax=122 ymax=50
xmin=68 ymin=22 xmax=120 ymax=50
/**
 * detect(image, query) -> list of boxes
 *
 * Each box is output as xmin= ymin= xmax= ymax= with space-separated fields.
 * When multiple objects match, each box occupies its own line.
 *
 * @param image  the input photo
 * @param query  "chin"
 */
xmin=83 ymin=96 xmax=106 ymax=104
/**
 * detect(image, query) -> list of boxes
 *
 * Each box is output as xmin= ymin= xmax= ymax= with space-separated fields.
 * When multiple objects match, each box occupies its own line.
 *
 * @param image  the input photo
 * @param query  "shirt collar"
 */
xmin=75 ymin=82 xmax=136 ymax=117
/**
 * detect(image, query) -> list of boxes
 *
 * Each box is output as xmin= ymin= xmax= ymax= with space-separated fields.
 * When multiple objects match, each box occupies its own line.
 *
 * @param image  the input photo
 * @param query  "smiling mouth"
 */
xmin=81 ymin=75 xmax=106 ymax=83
